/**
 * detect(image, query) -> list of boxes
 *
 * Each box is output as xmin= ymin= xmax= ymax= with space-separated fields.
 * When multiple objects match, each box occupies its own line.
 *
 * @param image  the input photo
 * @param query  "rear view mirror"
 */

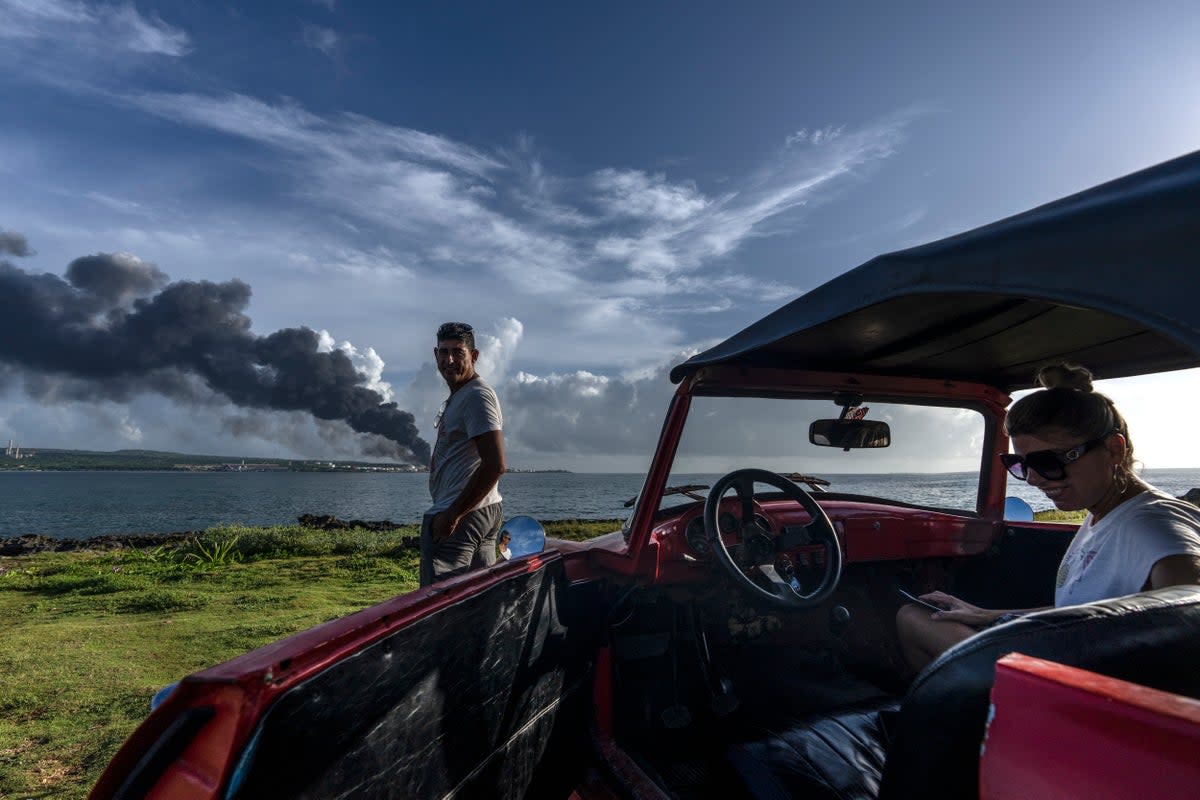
xmin=809 ymin=419 xmax=891 ymax=450
xmin=500 ymin=515 xmax=546 ymax=559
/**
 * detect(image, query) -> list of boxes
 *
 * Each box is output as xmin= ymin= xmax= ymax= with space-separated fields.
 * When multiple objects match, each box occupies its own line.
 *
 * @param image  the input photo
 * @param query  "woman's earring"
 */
xmin=1113 ymin=464 xmax=1129 ymax=494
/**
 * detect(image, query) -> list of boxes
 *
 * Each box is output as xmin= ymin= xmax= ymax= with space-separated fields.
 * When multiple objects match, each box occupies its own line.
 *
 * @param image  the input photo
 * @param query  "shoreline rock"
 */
xmin=0 ymin=530 xmax=204 ymax=556
xmin=296 ymin=514 xmax=408 ymax=532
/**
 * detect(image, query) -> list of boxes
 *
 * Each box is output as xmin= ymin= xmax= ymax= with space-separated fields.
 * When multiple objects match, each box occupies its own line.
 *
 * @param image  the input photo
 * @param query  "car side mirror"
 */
xmin=809 ymin=419 xmax=891 ymax=450
xmin=1003 ymin=496 xmax=1035 ymax=521
xmin=500 ymin=515 xmax=546 ymax=559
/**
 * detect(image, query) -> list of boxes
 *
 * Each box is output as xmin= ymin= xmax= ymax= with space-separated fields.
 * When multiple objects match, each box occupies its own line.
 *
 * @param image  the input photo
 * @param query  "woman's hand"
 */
xmin=919 ymin=591 xmax=1001 ymax=627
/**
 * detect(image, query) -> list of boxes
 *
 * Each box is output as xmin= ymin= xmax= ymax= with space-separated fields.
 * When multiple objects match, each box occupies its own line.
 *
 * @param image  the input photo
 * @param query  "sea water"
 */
xmin=2 ymin=468 xmax=1198 ymax=539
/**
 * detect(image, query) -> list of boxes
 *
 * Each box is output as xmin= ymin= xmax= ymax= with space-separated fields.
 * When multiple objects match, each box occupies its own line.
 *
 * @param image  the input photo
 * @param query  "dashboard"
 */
xmin=652 ymin=496 xmax=1000 ymax=582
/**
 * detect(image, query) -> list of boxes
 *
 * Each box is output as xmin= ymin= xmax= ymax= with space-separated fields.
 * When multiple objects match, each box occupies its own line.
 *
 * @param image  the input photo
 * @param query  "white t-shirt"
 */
xmin=427 ymin=376 xmax=503 ymax=515
xmin=1055 ymin=489 xmax=1200 ymax=607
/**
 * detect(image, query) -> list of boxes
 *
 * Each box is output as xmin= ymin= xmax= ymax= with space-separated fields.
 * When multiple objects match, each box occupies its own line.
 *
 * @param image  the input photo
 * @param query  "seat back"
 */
xmin=878 ymin=586 xmax=1200 ymax=800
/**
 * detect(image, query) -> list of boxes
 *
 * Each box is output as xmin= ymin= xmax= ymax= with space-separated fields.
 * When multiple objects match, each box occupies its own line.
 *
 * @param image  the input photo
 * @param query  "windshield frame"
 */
xmin=623 ymin=367 xmax=1010 ymax=551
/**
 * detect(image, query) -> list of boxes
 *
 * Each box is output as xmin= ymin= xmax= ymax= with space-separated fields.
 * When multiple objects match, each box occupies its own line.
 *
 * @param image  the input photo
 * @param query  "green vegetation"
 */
xmin=0 ymin=520 xmax=618 ymax=799
xmin=544 ymin=518 xmax=625 ymax=540
xmin=1033 ymin=509 xmax=1087 ymax=522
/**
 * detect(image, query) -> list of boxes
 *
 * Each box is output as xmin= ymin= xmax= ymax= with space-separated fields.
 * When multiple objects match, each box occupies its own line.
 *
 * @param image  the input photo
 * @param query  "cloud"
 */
xmin=7 ymin=61 xmax=913 ymax=376
xmin=479 ymin=342 xmax=695 ymax=462
xmin=0 ymin=247 xmax=430 ymax=462
xmin=64 ymin=251 xmax=167 ymax=306
xmin=592 ymin=169 xmax=710 ymax=222
xmin=94 ymin=92 xmax=913 ymax=377
xmin=302 ymin=24 xmax=339 ymax=57
xmin=126 ymin=92 xmax=606 ymax=305
xmin=678 ymin=273 xmax=800 ymax=303
xmin=0 ymin=0 xmax=191 ymax=95
xmin=288 ymin=245 xmax=415 ymax=280
xmin=503 ymin=367 xmax=670 ymax=456
xmin=84 ymin=192 xmax=148 ymax=215
xmin=475 ymin=317 xmax=524 ymax=386
xmin=15 ymin=364 xmax=214 ymax=406
xmin=116 ymin=412 xmax=143 ymax=442
xmin=317 ymin=329 xmax=393 ymax=402
xmin=588 ymin=120 xmax=904 ymax=277
xmin=786 ymin=125 xmax=845 ymax=148
xmin=0 ymin=383 xmax=415 ymax=461
xmin=220 ymin=409 xmax=404 ymax=460
xmin=130 ymin=92 xmax=503 ymax=178
xmin=0 ymin=230 xmax=34 ymax=257
xmin=508 ymin=149 xmax=597 ymax=228
xmin=0 ymin=0 xmax=191 ymax=56
xmin=125 ymin=91 xmax=909 ymax=301
xmin=101 ymin=3 xmax=190 ymax=55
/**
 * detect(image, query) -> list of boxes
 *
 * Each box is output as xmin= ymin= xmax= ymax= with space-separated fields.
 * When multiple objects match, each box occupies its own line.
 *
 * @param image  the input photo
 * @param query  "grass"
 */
xmin=1033 ymin=509 xmax=1088 ymax=522
xmin=543 ymin=518 xmax=625 ymax=541
xmin=0 ymin=519 xmax=620 ymax=799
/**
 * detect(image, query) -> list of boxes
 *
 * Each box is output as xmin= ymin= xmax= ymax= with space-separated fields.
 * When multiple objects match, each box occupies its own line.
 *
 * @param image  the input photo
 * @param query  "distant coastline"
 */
xmin=0 ymin=447 xmax=569 ymax=474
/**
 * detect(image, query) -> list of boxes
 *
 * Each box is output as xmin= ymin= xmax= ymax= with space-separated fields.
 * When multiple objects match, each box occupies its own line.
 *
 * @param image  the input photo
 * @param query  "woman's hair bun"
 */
xmin=1037 ymin=362 xmax=1094 ymax=392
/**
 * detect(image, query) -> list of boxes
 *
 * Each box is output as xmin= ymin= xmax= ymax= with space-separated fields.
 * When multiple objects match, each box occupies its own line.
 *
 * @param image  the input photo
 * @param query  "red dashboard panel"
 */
xmin=653 ymin=498 xmax=1000 ymax=577
xmin=833 ymin=504 xmax=998 ymax=561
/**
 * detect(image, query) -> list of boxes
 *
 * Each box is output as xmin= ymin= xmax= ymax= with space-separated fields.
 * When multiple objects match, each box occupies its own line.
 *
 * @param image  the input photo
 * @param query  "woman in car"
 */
xmin=897 ymin=363 xmax=1200 ymax=673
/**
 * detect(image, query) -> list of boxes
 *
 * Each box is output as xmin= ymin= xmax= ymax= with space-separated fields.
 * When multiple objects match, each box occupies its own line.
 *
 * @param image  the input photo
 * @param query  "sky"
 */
xmin=1 ymin=0 xmax=1199 ymax=472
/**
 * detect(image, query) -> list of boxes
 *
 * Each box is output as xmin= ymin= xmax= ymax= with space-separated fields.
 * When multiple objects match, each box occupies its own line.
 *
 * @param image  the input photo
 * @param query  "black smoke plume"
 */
xmin=0 ymin=231 xmax=33 ymax=257
xmin=0 ymin=246 xmax=430 ymax=463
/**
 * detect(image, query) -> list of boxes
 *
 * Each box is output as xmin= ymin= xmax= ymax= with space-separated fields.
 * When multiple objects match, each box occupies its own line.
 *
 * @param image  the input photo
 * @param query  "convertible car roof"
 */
xmin=671 ymin=150 xmax=1200 ymax=391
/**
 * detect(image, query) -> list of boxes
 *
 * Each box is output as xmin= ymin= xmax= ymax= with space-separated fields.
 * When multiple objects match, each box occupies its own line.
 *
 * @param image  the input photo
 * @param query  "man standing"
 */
xmin=420 ymin=322 xmax=506 ymax=586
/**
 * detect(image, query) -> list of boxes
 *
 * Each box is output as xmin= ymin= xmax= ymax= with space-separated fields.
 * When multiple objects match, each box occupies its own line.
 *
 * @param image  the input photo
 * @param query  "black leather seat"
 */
xmin=728 ymin=586 xmax=1200 ymax=800
xmin=728 ymin=698 xmax=900 ymax=800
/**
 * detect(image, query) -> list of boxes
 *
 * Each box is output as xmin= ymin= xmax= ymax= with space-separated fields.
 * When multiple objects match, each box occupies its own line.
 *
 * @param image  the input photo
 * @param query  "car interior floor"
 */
xmin=607 ymin=590 xmax=901 ymax=798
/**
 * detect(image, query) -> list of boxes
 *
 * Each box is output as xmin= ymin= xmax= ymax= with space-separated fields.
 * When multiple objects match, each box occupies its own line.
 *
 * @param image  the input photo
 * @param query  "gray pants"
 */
xmin=419 ymin=502 xmax=503 ymax=587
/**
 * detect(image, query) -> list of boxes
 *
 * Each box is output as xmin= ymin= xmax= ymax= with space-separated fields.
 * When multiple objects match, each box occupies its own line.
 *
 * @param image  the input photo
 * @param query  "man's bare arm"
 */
xmin=432 ymin=430 xmax=506 ymax=541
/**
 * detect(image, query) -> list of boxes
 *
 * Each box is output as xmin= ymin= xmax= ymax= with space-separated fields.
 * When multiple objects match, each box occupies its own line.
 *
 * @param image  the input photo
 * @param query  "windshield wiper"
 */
xmin=624 ymin=484 xmax=711 ymax=508
xmin=780 ymin=473 xmax=831 ymax=493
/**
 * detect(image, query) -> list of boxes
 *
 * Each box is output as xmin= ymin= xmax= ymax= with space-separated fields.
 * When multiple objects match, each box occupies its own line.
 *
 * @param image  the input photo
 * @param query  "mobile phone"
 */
xmin=898 ymin=588 xmax=947 ymax=613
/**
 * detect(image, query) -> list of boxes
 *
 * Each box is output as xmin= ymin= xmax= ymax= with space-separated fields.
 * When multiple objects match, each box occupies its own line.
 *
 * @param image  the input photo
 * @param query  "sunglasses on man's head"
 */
xmin=1000 ymin=435 xmax=1109 ymax=481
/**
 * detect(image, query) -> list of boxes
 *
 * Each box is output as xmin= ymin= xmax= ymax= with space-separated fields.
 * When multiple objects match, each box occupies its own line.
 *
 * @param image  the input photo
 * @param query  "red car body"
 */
xmin=94 ymin=151 xmax=1200 ymax=800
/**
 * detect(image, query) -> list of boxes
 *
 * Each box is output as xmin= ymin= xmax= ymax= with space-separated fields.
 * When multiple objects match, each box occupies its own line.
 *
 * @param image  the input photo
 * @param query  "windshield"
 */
xmin=660 ymin=396 xmax=987 ymax=513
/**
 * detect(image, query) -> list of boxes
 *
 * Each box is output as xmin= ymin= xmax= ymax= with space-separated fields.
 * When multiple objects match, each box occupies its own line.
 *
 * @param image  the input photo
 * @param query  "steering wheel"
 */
xmin=704 ymin=468 xmax=843 ymax=609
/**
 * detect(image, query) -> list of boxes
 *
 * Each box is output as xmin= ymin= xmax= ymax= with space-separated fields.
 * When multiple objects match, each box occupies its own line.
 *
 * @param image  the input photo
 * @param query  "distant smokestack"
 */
xmin=0 ymin=245 xmax=430 ymax=463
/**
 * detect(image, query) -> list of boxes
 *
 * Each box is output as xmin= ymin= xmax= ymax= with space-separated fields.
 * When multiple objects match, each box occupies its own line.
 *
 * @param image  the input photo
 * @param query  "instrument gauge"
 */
xmin=685 ymin=517 xmax=711 ymax=558
xmin=718 ymin=511 xmax=741 ymax=535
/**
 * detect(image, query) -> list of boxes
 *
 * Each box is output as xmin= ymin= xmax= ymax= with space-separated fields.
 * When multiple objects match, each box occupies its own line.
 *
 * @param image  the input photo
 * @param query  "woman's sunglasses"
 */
xmin=1000 ymin=435 xmax=1109 ymax=481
